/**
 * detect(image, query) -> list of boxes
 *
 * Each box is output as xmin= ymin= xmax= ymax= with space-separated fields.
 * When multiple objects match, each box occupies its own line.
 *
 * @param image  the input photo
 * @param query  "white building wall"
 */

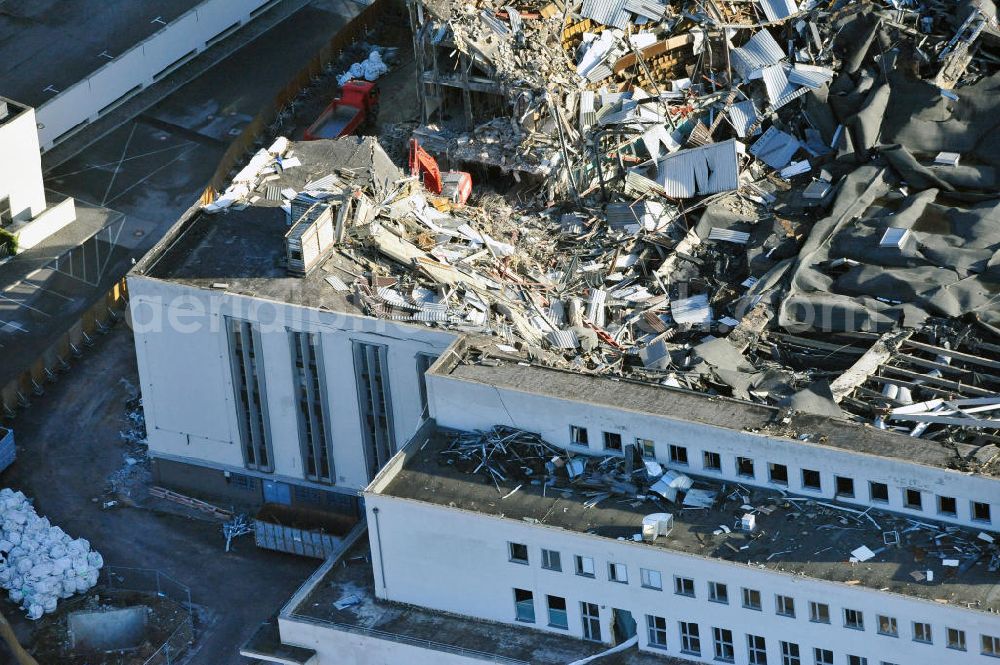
xmin=0 ymin=105 xmax=46 ymax=223
xmin=426 ymin=371 xmax=1000 ymax=531
xmin=365 ymin=493 xmax=1000 ymax=665
xmin=129 ymin=275 xmax=456 ymax=492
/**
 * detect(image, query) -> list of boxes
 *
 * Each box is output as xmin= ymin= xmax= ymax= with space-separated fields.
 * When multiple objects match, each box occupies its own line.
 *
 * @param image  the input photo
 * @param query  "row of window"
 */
xmin=510 ymin=587 xmax=1000 ymax=663
xmin=566 ymin=425 xmax=993 ymax=523
xmin=507 ymin=542 xmax=998 ymax=655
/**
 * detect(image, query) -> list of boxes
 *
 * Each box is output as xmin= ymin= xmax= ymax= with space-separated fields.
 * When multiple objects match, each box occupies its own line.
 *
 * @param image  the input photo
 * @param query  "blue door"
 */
xmin=263 ymin=480 xmax=291 ymax=505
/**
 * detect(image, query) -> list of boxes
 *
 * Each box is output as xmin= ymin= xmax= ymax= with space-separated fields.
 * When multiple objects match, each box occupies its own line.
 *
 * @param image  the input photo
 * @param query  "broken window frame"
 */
xmin=972 ymin=501 xmax=992 ymax=523
xmin=546 ymin=595 xmax=568 ymax=629
xmin=603 ymin=431 xmax=623 ymax=451
xmin=637 ymin=437 xmax=655 ymax=459
xmin=834 ymin=475 xmax=855 ymax=499
xmin=608 ymin=562 xmax=628 ymax=584
xmin=809 ymin=602 xmax=829 ymax=624
xmin=352 ymin=341 xmax=395 ymax=481
xmin=640 ymin=567 xmax=662 ymax=590
xmin=912 ymin=621 xmax=932 ymax=644
xmin=668 ymin=444 xmax=688 ymax=465
xmin=714 ymin=627 xmax=735 ymax=662
xmin=736 ymin=457 xmax=755 ymax=479
xmin=801 ymin=469 xmax=822 ymax=492
xmin=513 ymin=588 xmax=535 ymax=623
xmin=541 ymin=548 xmax=561 ymax=572
xmin=679 ymin=621 xmax=701 ymax=656
xmin=937 ymin=495 xmax=957 ymax=517
xmin=768 ymin=462 xmax=788 ymax=485
xmin=575 ymin=555 xmax=595 ymax=578
xmin=703 ymin=451 xmax=722 ymax=472
xmin=747 ymin=634 xmax=767 ymax=665
xmin=647 ymin=615 xmax=668 ymax=649
xmin=947 ymin=628 xmax=967 ymax=651
xmin=877 ymin=614 xmax=898 ymax=637
xmin=780 ymin=641 xmax=801 ymax=665
xmin=775 ymin=594 xmax=795 ymax=618
xmin=673 ymin=575 xmax=695 ymax=597
xmin=869 ymin=481 xmax=889 ymax=503
xmin=742 ymin=587 xmax=762 ymax=611
xmin=709 ymin=581 xmax=728 ymax=604
xmin=814 ymin=648 xmax=834 ymax=665
xmin=226 ymin=318 xmax=274 ymax=473
xmin=290 ymin=330 xmax=335 ymax=484
xmin=904 ymin=488 xmax=923 ymax=511
xmin=844 ymin=608 xmax=864 ymax=631
xmin=570 ymin=425 xmax=589 ymax=447
xmin=508 ymin=542 xmax=529 ymax=565
xmin=581 ymin=602 xmax=601 ymax=641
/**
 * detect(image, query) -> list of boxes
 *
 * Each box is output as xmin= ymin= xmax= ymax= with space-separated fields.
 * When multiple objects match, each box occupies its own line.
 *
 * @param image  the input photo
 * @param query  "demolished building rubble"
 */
xmin=203 ymin=0 xmax=1000 ymax=478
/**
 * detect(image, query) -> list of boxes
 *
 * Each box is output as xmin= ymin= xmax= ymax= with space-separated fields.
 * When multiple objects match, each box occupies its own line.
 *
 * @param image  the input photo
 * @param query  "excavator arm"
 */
xmin=408 ymin=139 xmax=442 ymax=195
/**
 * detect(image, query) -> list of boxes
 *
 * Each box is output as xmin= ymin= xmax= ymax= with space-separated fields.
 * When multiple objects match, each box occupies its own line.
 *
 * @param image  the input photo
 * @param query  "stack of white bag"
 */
xmin=336 ymin=50 xmax=389 ymax=86
xmin=0 ymin=489 xmax=103 ymax=619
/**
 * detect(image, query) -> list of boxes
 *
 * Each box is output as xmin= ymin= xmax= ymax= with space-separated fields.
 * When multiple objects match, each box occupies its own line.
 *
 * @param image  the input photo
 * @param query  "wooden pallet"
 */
xmin=149 ymin=486 xmax=233 ymax=520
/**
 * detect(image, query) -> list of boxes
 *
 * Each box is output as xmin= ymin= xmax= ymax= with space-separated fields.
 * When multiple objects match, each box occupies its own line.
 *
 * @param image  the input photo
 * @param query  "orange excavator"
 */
xmin=408 ymin=139 xmax=472 ymax=207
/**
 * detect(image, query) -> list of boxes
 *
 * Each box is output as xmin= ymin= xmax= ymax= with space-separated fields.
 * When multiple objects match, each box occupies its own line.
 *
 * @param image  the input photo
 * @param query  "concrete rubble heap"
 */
xmin=206 ymin=0 xmax=1000 ymax=476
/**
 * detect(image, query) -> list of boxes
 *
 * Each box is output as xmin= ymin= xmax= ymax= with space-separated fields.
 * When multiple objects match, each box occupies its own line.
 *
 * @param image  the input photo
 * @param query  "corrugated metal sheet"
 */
xmin=303 ymin=174 xmax=337 ymax=191
xmin=547 ymin=329 xmax=580 ymax=349
xmin=750 ymin=126 xmax=801 ymax=169
xmin=587 ymin=289 xmax=608 ymax=327
xmin=761 ymin=64 xmax=809 ymax=109
xmin=579 ymin=90 xmax=596 ymax=130
xmin=728 ymin=100 xmax=759 ymax=138
xmin=655 ymin=139 xmax=740 ymax=198
xmin=624 ymin=0 xmax=666 ymax=20
xmin=625 ymin=169 xmax=666 ymax=197
xmin=586 ymin=63 xmax=614 ymax=83
xmin=708 ymin=228 xmax=751 ymax=244
xmin=730 ymin=30 xmax=784 ymax=79
xmin=788 ymin=64 xmax=833 ymax=88
xmin=324 ymin=274 xmax=350 ymax=291
xmin=758 ymin=0 xmax=798 ymax=22
xmin=671 ymin=293 xmax=713 ymax=325
xmin=581 ymin=0 xmax=629 ymax=29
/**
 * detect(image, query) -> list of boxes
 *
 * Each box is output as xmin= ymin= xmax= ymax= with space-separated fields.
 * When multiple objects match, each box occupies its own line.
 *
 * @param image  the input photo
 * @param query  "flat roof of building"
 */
xmin=442 ymin=357 xmax=983 ymax=475
xmin=287 ymin=538 xmax=691 ymax=665
xmin=0 ymin=0 xmax=204 ymax=108
xmin=377 ymin=425 xmax=1000 ymax=612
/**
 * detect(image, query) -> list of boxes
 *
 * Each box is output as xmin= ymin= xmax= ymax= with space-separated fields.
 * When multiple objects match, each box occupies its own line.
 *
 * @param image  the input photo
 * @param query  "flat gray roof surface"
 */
xmin=0 ymin=0 xmax=203 ymax=107
xmin=445 ymin=361 xmax=966 ymax=472
xmin=380 ymin=427 xmax=1000 ymax=612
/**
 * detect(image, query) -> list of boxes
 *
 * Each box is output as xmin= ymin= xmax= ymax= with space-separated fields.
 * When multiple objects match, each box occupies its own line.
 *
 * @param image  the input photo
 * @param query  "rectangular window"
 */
xmin=781 ymin=641 xmax=801 ymax=665
xmin=508 ymin=542 xmax=528 ymax=565
xmin=814 ymin=648 xmax=833 ymax=665
xmin=809 ymin=602 xmax=829 ymax=623
xmin=637 ymin=437 xmax=655 ymax=458
xmin=547 ymin=595 xmax=568 ymax=629
xmin=703 ymin=451 xmax=722 ymax=471
xmin=802 ymin=469 xmax=821 ymax=491
xmin=608 ymin=562 xmax=628 ymax=584
xmin=290 ymin=331 xmax=334 ymax=483
xmin=575 ymin=555 xmax=595 ymax=578
xmin=570 ymin=425 xmax=588 ymax=446
xmin=769 ymin=463 xmax=788 ymax=485
xmin=714 ymin=627 xmax=735 ymax=662
xmin=415 ymin=353 xmax=438 ymax=421
xmin=775 ymin=595 xmax=795 ymax=618
xmin=947 ymin=628 xmax=966 ymax=651
xmin=983 ymin=634 xmax=1000 ymax=656
xmin=603 ymin=431 xmax=622 ymax=451
xmin=674 ymin=576 xmax=695 ymax=597
xmin=228 ymin=319 xmax=274 ymax=472
xmin=904 ymin=488 xmax=922 ymax=510
xmin=513 ymin=589 xmax=534 ymax=622
xmin=640 ymin=567 xmax=662 ymax=590
xmin=647 ymin=615 xmax=668 ymax=648
xmin=709 ymin=581 xmax=728 ymax=603
xmin=541 ymin=549 xmax=561 ymax=571
xmin=669 ymin=444 xmax=688 ymax=464
xmin=973 ymin=501 xmax=992 ymax=523
xmin=581 ymin=602 xmax=601 ymax=641
xmin=680 ymin=622 xmax=701 ymax=655
xmin=938 ymin=495 xmax=957 ymax=516
xmin=736 ymin=457 xmax=755 ymax=478
xmin=877 ymin=615 xmax=897 ymax=636
xmin=869 ymin=481 xmax=889 ymax=502
xmin=747 ymin=634 xmax=767 ymax=665
xmin=912 ymin=622 xmax=932 ymax=644
xmin=847 ymin=657 xmax=867 ymax=665
xmin=835 ymin=476 xmax=855 ymax=498
xmin=353 ymin=341 xmax=395 ymax=481
xmin=844 ymin=608 xmax=864 ymax=631
xmin=742 ymin=587 xmax=761 ymax=610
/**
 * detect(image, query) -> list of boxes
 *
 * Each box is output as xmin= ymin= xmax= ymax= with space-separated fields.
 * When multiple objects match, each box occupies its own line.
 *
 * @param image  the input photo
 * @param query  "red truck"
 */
xmin=303 ymin=80 xmax=380 ymax=140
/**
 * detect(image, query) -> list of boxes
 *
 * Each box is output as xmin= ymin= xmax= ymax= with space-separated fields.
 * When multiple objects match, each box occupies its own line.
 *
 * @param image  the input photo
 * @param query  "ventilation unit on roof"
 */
xmin=285 ymin=192 xmax=354 ymax=276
